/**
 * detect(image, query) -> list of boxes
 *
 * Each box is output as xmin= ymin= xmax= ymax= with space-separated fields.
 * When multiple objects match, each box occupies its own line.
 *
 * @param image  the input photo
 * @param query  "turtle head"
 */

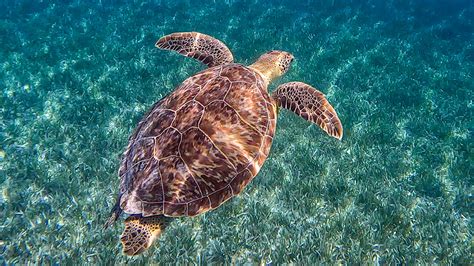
xmin=249 ymin=50 xmax=294 ymax=84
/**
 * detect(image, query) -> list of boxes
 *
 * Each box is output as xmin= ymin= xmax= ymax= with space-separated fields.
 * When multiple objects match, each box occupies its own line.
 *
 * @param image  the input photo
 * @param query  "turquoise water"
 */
xmin=1 ymin=0 xmax=472 ymax=264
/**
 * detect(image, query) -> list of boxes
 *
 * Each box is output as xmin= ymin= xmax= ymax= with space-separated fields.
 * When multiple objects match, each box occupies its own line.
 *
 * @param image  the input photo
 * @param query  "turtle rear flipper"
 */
xmin=156 ymin=32 xmax=234 ymax=67
xmin=120 ymin=215 xmax=170 ymax=256
xmin=272 ymin=82 xmax=343 ymax=140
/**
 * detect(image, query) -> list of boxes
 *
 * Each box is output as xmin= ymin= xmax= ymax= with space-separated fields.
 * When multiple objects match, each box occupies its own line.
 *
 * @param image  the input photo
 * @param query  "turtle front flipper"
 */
xmin=156 ymin=32 xmax=234 ymax=67
xmin=272 ymin=82 xmax=343 ymax=140
xmin=120 ymin=215 xmax=170 ymax=256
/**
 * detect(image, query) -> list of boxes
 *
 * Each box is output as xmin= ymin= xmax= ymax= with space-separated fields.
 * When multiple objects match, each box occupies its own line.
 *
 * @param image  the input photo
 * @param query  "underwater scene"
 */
xmin=1 ymin=0 xmax=473 ymax=264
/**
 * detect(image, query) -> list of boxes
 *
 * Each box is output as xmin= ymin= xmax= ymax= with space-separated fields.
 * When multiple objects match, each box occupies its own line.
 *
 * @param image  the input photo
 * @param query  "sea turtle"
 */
xmin=105 ymin=32 xmax=343 ymax=256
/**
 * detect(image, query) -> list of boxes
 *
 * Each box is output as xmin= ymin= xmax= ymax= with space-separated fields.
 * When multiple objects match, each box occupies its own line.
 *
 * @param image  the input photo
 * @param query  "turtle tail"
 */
xmin=120 ymin=215 xmax=170 ymax=256
xmin=104 ymin=198 xmax=123 ymax=229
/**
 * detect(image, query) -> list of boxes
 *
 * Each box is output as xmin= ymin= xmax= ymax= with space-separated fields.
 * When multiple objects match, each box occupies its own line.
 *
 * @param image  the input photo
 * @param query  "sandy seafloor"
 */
xmin=0 ymin=0 xmax=472 ymax=264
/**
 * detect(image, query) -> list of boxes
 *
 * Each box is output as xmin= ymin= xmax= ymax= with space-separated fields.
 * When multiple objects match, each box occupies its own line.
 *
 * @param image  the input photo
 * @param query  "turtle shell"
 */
xmin=118 ymin=64 xmax=277 ymax=217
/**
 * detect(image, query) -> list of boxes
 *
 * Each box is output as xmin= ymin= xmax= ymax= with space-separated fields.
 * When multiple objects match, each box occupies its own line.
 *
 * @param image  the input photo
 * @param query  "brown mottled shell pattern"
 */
xmin=118 ymin=64 xmax=277 ymax=217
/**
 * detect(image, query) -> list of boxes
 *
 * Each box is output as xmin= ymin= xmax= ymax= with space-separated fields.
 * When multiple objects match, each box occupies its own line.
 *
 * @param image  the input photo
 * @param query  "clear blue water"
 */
xmin=0 ymin=0 xmax=472 ymax=264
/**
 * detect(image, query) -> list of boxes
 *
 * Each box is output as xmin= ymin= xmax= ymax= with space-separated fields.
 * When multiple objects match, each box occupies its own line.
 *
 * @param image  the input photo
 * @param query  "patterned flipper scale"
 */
xmin=156 ymin=32 xmax=234 ymax=67
xmin=272 ymin=82 xmax=343 ymax=139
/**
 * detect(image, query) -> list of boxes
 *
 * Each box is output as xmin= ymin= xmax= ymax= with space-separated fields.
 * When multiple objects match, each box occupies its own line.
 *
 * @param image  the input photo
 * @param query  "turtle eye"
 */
xmin=287 ymin=57 xmax=294 ymax=67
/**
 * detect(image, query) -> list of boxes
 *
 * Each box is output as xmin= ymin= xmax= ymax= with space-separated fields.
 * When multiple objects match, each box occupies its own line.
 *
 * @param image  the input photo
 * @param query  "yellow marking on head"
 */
xmin=249 ymin=50 xmax=294 ymax=84
xmin=121 ymin=216 xmax=165 ymax=256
